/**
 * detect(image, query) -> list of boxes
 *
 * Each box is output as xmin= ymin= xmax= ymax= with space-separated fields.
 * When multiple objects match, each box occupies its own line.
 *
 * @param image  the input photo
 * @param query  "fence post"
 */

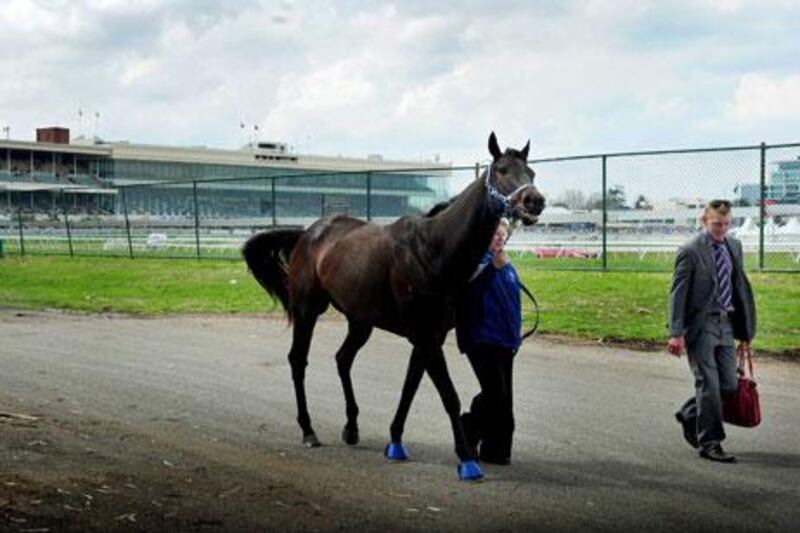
xmin=63 ymin=193 xmax=74 ymax=258
xmin=271 ymin=176 xmax=277 ymax=227
xmin=759 ymin=142 xmax=766 ymax=271
xmin=475 ymin=162 xmax=480 ymax=181
xmin=17 ymin=209 xmax=25 ymax=256
xmin=193 ymin=181 xmax=201 ymax=260
xmin=366 ymin=171 xmax=372 ymax=221
xmin=122 ymin=188 xmax=134 ymax=259
xmin=601 ymin=155 xmax=608 ymax=271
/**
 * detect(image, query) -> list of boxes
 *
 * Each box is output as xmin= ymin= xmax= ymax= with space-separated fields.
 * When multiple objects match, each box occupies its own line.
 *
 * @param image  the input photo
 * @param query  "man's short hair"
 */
xmin=705 ymin=199 xmax=732 ymax=216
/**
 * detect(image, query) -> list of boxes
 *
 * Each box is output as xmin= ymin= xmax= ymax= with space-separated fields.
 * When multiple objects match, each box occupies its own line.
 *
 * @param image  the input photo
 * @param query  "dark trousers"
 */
xmin=679 ymin=316 xmax=739 ymax=450
xmin=463 ymin=344 xmax=515 ymax=461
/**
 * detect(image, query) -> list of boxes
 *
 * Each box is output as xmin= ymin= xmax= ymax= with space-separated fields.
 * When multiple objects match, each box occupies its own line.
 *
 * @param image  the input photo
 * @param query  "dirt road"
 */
xmin=2 ymin=311 xmax=799 ymax=531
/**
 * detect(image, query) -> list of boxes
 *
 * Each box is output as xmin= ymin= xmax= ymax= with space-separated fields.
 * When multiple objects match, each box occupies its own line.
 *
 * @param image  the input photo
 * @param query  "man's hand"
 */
xmin=737 ymin=340 xmax=751 ymax=353
xmin=667 ymin=336 xmax=685 ymax=357
xmin=492 ymin=249 xmax=509 ymax=269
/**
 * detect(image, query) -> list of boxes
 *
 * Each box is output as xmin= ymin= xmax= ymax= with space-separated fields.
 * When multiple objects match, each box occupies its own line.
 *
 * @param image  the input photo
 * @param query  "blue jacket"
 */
xmin=456 ymin=252 xmax=522 ymax=353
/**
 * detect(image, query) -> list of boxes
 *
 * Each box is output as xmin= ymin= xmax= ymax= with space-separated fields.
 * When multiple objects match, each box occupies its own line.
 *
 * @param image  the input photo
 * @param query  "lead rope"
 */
xmin=519 ymin=281 xmax=540 ymax=340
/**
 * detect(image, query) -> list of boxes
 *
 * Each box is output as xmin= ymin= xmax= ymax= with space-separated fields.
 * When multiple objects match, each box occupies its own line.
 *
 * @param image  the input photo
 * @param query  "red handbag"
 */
xmin=723 ymin=345 xmax=761 ymax=427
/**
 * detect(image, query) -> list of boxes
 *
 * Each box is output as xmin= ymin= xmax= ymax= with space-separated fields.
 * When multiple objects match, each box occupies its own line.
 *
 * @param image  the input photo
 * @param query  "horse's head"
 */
xmin=485 ymin=131 xmax=545 ymax=226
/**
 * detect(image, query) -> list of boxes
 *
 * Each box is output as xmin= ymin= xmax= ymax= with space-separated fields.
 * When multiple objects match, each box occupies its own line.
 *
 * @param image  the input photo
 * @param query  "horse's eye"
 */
xmin=497 ymin=167 xmax=508 ymax=175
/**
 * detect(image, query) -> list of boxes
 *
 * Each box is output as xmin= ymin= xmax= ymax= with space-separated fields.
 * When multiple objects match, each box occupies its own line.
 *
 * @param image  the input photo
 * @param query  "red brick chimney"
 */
xmin=36 ymin=127 xmax=70 ymax=144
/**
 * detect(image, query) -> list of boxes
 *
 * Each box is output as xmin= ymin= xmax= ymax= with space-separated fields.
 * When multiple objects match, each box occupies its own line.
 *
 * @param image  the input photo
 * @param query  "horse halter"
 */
xmin=484 ymin=162 xmax=534 ymax=218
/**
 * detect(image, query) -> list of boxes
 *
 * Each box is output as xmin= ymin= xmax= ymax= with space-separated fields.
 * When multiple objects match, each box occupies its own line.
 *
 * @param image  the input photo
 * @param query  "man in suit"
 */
xmin=668 ymin=199 xmax=756 ymax=463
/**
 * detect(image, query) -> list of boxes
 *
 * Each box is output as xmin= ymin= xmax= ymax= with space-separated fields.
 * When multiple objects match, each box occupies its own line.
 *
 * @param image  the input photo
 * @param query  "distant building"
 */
xmin=735 ymin=156 xmax=800 ymax=205
xmin=735 ymin=183 xmax=761 ymax=206
xmin=0 ymin=128 xmax=450 ymax=218
xmin=767 ymin=157 xmax=800 ymax=204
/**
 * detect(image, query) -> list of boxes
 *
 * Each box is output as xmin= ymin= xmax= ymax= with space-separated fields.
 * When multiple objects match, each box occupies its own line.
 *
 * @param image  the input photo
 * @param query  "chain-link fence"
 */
xmin=509 ymin=142 xmax=800 ymax=271
xmin=0 ymin=167 xmax=467 ymax=260
xmin=2 ymin=143 xmax=799 ymax=271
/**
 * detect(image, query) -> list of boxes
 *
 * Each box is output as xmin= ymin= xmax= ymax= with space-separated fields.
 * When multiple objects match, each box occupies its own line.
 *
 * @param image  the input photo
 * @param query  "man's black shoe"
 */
xmin=675 ymin=412 xmax=698 ymax=449
xmin=699 ymin=445 xmax=736 ymax=463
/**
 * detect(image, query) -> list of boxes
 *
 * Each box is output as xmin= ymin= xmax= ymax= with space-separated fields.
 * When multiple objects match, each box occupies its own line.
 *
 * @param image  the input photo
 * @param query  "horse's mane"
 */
xmin=425 ymin=196 xmax=457 ymax=217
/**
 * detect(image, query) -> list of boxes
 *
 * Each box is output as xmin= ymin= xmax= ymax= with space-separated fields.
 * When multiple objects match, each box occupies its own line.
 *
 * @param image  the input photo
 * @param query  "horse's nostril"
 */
xmin=523 ymin=193 xmax=546 ymax=215
xmin=517 ymin=189 xmax=545 ymax=215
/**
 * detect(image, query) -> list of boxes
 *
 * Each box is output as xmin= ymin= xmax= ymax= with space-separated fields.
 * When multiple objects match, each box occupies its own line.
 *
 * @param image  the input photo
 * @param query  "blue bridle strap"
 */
xmin=484 ymin=162 xmax=531 ymax=218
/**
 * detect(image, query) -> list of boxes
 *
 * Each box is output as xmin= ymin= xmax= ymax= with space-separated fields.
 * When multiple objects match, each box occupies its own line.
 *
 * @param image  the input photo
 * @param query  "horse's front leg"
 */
xmin=336 ymin=320 xmax=372 ymax=445
xmin=425 ymin=346 xmax=484 ymax=481
xmin=385 ymin=345 xmax=427 ymax=461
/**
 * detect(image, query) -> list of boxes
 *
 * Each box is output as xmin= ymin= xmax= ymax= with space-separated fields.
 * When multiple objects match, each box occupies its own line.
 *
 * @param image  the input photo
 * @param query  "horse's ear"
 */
xmin=520 ymin=140 xmax=530 ymax=161
xmin=488 ymin=132 xmax=502 ymax=160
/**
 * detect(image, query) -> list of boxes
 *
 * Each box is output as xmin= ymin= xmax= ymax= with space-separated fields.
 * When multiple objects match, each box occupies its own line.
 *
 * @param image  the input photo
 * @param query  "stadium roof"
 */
xmin=1 ymin=136 xmax=450 ymax=173
xmin=0 ymin=181 xmax=117 ymax=194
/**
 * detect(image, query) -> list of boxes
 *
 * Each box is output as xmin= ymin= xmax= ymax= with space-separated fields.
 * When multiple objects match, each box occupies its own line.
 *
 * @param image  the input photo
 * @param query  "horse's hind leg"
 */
xmin=336 ymin=319 xmax=372 ymax=445
xmin=288 ymin=312 xmax=322 ymax=447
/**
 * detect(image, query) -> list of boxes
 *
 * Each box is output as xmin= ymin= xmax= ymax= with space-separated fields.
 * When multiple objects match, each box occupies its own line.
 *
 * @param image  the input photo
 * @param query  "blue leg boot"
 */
xmin=457 ymin=460 xmax=485 ymax=481
xmin=384 ymin=442 xmax=409 ymax=461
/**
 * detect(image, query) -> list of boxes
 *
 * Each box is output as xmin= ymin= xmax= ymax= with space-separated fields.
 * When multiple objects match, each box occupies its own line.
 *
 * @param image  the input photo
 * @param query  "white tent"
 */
xmin=732 ymin=216 xmax=757 ymax=236
xmin=764 ymin=217 xmax=778 ymax=236
xmin=777 ymin=217 xmax=800 ymax=235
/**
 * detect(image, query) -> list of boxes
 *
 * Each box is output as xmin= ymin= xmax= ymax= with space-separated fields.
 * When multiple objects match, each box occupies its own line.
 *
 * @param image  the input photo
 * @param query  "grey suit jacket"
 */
xmin=668 ymin=233 xmax=756 ymax=344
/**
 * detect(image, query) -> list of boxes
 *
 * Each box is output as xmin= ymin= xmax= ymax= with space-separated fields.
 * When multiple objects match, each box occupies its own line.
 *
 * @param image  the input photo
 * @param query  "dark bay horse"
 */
xmin=243 ymin=132 xmax=545 ymax=480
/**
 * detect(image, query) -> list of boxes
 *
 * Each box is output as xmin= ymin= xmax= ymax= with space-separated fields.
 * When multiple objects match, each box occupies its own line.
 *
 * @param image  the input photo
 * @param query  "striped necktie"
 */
xmin=712 ymin=241 xmax=732 ymax=310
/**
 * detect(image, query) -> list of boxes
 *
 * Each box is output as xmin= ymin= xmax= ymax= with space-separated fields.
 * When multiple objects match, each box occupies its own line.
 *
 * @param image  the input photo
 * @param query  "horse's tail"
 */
xmin=242 ymin=229 xmax=304 ymax=321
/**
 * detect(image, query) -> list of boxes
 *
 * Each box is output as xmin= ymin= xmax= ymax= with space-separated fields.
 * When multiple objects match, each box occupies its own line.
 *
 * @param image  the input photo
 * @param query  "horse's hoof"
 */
xmin=341 ymin=427 xmax=359 ymax=446
xmin=384 ymin=442 xmax=409 ymax=461
xmin=457 ymin=460 xmax=485 ymax=481
xmin=303 ymin=434 xmax=321 ymax=448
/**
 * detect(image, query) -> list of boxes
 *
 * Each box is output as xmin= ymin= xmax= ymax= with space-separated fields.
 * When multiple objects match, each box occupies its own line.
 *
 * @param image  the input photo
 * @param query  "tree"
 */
xmin=553 ymin=189 xmax=586 ymax=210
xmin=634 ymin=194 xmax=653 ymax=210
xmin=607 ymin=185 xmax=627 ymax=209
xmin=585 ymin=192 xmax=603 ymax=211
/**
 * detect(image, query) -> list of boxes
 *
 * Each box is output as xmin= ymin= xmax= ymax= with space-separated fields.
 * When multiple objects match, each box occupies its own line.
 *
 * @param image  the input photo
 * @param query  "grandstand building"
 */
xmin=0 ymin=127 xmax=450 ymax=219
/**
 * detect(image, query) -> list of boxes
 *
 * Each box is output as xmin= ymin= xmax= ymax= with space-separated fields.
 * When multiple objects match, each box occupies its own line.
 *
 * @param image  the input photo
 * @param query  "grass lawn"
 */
xmin=1 ymin=255 xmax=797 ymax=356
xmin=510 ymin=253 xmax=800 ymax=353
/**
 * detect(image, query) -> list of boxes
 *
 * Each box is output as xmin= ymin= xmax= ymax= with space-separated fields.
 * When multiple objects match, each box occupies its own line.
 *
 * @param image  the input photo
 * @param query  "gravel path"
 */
xmin=1 ymin=311 xmax=798 ymax=531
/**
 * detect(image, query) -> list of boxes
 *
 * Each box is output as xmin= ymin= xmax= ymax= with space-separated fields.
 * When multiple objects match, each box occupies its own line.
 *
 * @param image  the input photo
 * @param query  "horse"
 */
xmin=243 ymin=132 xmax=545 ymax=480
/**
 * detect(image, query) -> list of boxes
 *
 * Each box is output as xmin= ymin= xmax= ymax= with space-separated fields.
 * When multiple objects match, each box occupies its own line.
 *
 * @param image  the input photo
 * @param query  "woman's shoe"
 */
xmin=479 ymin=452 xmax=510 ymax=465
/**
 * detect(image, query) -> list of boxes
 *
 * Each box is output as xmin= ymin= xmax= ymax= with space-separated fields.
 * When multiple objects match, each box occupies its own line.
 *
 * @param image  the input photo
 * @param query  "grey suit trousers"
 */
xmin=679 ymin=314 xmax=739 ymax=449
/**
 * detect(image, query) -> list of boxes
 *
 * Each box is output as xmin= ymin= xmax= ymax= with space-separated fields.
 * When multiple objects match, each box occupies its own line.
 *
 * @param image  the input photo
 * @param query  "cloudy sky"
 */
xmin=1 ymin=0 xmax=798 ymax=165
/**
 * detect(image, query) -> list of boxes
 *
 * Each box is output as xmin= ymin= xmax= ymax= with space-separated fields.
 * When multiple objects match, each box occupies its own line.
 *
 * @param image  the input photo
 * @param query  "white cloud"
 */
xmin=729 ymin=73 xmax=800 ymax=121
xmin=700 ymin=0 xmax=744 ymax=13
xmin=0 ymin=0 xmax=798 ymax=161
xmin=119 ymin=57 xmax=158 ymax=86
